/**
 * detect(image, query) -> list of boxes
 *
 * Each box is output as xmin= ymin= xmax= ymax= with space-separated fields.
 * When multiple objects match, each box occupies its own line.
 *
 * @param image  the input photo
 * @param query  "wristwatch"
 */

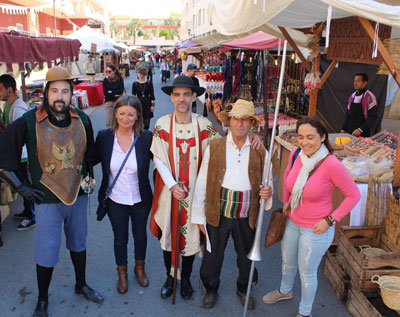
xmin=327 ymin=215 xmax=337 ymax=225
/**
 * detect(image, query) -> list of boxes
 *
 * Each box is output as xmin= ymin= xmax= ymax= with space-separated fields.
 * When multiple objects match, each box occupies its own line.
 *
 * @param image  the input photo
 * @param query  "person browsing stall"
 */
xmin=0 ymin=74 xmax=35 ymax=231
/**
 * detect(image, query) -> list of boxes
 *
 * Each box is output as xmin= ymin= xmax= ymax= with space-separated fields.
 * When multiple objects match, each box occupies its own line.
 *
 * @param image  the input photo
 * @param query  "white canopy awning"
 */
xmin=209 ymin=0 xmax=400 ymax=45
xmin=66 ymin=26 xmax=114 ymax=52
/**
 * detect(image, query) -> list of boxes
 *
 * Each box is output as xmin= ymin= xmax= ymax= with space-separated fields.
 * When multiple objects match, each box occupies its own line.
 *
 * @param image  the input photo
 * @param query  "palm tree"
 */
xmin=127 ymin=19 xmax=142 ymax=45
xmin=110 ymin=22 xmax=121 ymax=39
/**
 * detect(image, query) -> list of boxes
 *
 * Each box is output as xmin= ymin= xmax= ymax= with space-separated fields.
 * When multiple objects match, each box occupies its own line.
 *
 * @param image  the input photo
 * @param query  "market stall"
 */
xmin=74 ymin=81 xmax=103 ymax=106
xmin=0 ymin=31 xmax=81 ymax=101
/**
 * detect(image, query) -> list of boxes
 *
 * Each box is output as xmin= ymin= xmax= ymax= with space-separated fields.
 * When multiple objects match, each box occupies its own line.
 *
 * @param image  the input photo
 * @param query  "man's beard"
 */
xmin=47 ymin=100 xmax=70 ymax=119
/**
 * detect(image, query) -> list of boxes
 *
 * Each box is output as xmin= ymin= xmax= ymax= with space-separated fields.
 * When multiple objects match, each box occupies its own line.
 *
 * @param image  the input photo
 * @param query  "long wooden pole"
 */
xmin=278 ymin=27 xmax=311 ymax=72
xmin=358 ymin=17 xmax=400 ymax=87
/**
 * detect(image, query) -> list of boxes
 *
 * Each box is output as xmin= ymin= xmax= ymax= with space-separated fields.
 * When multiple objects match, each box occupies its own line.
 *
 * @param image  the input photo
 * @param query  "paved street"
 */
xmin=0 ymin=68 xmax=349 ymax=317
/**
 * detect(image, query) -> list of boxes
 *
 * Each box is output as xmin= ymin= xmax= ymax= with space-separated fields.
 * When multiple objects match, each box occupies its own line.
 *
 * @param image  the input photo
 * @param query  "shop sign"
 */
xmin=327 ymin=16 xmax=391 ymax=65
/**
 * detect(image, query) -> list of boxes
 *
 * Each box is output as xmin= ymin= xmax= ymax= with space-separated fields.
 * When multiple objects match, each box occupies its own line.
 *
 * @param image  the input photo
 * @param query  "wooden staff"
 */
xmin=172 ymin=180 xmax=185 ymax=305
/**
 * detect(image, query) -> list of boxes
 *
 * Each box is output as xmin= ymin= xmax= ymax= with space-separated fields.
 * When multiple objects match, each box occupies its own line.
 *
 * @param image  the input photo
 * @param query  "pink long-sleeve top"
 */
xmin=283 ymin=148 xmax=361 ymax=228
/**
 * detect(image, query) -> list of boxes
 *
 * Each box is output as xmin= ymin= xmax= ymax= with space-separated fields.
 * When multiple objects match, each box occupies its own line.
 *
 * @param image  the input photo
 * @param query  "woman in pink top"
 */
xmin=263 ymin=117 xmax=360 ymax=317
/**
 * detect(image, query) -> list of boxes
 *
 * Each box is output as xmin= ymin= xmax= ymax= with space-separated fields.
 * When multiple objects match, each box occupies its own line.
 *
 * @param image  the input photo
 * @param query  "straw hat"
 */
xmin=218 ymin=99 xmax=261 ymax=126
xmin=45 ymin=66 xmax=80 ymax=82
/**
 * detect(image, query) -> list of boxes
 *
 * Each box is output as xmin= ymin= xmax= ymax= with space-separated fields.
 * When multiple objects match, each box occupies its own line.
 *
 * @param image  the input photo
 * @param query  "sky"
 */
xmin=108 ymin=0 xmax=182 ymax=18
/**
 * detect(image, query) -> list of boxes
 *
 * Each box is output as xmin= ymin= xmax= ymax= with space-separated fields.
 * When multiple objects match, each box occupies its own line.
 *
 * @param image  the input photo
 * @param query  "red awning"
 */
xmin=219 ymin=31 xmax=280 ymax=54
xmin=0 ymin=32 xmax=81 ymax=72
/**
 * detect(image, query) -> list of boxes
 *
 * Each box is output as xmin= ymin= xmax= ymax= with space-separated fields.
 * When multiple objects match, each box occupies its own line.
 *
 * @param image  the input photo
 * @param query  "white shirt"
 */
xmin=191 ymin=132 xmax=273 ymax=250
xmin=108 ymin=134 xmax=141 ymax=205
xmin=84 ymin=60 xmax=96 ymax=74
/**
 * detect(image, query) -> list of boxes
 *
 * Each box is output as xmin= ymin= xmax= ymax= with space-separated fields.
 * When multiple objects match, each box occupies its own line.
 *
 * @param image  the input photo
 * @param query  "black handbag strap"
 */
xmin=105 ymin=136 xmax=138 ymax=197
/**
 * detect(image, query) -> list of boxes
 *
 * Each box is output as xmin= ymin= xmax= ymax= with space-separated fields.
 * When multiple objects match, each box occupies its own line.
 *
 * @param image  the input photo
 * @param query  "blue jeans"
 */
xmin=280 ymin=219 xmax=334 ymax=316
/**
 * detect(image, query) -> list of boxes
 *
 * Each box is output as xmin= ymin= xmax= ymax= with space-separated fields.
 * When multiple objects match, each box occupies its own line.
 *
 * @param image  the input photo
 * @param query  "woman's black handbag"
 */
xmin=96 ymin=136 xmax=138 ymax=221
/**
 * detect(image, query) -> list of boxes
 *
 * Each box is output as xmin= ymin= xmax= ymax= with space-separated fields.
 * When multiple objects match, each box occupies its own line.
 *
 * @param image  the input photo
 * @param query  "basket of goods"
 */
xmin=371 ymin=275 xmax=400 ymax=312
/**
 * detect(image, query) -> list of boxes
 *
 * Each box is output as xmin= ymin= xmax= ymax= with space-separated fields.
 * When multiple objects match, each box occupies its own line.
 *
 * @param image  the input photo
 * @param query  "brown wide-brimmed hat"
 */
xmin=218 ymin=99 xmax=261 ymax=126
xmin=161 ymin=75 xmax=205 ymax=96
xmin=45 ymin=66 xmax=80 ymax=82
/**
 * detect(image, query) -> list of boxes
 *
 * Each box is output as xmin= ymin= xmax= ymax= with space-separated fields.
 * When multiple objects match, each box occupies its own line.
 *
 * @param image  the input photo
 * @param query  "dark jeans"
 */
xmin=147 ymin=71 xmax=153 ymax=82
xmin=107 ymin=199 xmax=151 ymax=266
xmin=19 ymin=162 xmax=34 ymax=220
xmin=200 ymin=216 xmax=258 ymax=294
xmin=161 ymin=70 xmax=168 ymax=83
xmin=163 ymin=250 xmax=195 ymax=279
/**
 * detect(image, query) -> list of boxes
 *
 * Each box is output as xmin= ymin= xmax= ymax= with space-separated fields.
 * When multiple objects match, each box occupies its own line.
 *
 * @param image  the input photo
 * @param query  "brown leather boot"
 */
xmin=117 ymin=265 xmax=128 ymax=294
xmin=134 ymin=260 xmax=149 ymax=287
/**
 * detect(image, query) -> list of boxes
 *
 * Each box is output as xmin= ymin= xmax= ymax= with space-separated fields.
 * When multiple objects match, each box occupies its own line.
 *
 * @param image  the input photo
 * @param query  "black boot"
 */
xmin=71 ymin=250 xmax=104 ymax=304
xmin=33 ymin=300 xmax=48 ymax=317
xmin=180 ymin=277 xmax=193 ymax=300
xmin=160 ymin=276 xmax=174 ymax=299
xmin=0 ymin=234 xmax=3 ymax=247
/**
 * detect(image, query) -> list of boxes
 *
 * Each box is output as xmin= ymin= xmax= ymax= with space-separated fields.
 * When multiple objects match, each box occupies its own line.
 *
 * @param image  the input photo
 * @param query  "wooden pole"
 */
xmin=278 ymin=27 xmax=311 ymax=72
xmin=358 ymin=17 xmax=400 ymax=186
xmin=307 ymin=54 xmax=321 ymax=116
xmin=358 ymin=17 xmax=400 ymax=87
xmin=320 ymin=60 xmax=338 ymax=86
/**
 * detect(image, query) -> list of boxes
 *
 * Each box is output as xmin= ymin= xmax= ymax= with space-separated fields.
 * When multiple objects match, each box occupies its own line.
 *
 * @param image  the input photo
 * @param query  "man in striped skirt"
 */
xmin=192 ymin=99 xmax=273 ymax=310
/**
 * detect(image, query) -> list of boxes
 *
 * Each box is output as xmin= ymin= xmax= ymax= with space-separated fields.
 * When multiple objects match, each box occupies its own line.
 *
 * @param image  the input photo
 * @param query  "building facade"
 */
xmin=181 ymin=0 xmax=213 ymax=42
xmin=0 ymin=0 xmax=107 ymax=37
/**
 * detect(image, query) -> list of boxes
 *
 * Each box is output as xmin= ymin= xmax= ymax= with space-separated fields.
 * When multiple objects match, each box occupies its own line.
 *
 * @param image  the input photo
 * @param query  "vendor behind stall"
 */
xmin=341 ymin=73 xmax=378 ymax=137
xmin=84 ymin=55 xmax=96 ymax=76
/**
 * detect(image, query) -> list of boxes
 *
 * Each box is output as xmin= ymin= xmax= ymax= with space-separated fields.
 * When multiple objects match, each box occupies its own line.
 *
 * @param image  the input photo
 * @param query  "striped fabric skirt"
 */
xmin=220 ymin=187 xmax=251 ymax=219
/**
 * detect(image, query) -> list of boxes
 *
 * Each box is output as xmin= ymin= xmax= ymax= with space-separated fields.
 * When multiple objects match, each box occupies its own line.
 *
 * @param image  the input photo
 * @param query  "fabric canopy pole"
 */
xmin=243 ymin=39 xmax=288 ymax=317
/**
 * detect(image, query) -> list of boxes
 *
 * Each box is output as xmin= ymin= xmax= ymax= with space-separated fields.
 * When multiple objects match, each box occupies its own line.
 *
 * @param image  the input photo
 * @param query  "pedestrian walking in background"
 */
xmin=103 ymin=64 xmax=124 ymax=129
xmin=174 ymin=60 xmax=182 ymax=76
xmin=262 ymin=117 xmax=360 ymax=317
xmin=0 ymin=67 xmax=103 ymax=317
xmin=132 ymin=67 xmax=155 ymax=130
xmin=89 ymin=95 xmax=153 ymax=294
xmin=160 ymin=59 xmax=169 ymax=84
xmin=146 ymin=57 xmax=154 ymax=82
xmin=0 ymin=74 xmax=36 ymax=231
xmin=192 ymin=99 xmax=273 ymax=310
xmin=185 ymin=63 xmax=200 ymax=113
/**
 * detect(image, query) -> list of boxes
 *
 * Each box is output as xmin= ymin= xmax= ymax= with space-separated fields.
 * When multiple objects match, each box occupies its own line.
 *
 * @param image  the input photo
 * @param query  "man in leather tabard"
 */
xmin=341 ymin=73 xmax=378 ymax=137
xmin=191 ymin=99 xmax=273 ymax=310
xmin=0 ymin=67 xmax=103 ymax=316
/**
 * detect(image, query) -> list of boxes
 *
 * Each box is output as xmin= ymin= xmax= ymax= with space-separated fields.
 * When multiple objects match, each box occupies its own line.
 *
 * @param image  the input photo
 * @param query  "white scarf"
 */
xmin=290 ymin=143 xmax=329 ymax=211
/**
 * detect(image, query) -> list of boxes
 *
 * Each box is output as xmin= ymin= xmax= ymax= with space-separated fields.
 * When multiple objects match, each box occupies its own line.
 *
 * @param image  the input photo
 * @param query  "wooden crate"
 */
xmin=346 ymin=287 xmax=398 ymax=317
xmin=323 ymin=245 xmax=350 ymax=303
xmin=337 ymin=226 xmax=400 ymax=292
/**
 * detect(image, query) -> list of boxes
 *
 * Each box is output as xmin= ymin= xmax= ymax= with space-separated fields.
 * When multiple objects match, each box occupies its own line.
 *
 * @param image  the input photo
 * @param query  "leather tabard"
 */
xmin=36 ymin=109 xmax=86 ymax=205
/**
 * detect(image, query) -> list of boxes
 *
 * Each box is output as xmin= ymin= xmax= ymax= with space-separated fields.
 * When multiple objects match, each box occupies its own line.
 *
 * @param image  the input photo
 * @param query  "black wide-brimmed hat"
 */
xmin=161 ymin=75 xmax=205 ymax=96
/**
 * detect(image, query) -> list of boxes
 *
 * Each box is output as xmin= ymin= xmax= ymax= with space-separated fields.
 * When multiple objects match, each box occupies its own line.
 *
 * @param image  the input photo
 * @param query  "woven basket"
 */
xmin=371 ymin=275 xmax=400 ymax=311
xmin=358 ymin=245 xmax=385 ymax=256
